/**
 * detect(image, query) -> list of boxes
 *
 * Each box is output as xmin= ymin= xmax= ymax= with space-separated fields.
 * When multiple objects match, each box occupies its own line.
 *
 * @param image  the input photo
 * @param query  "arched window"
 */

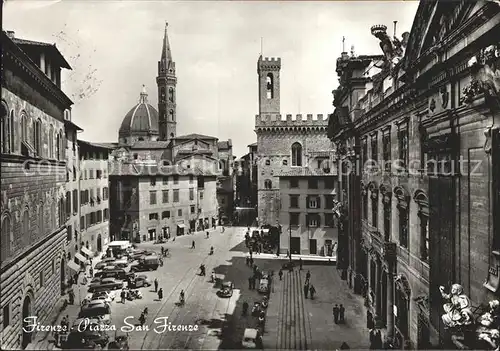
xmin=56 ymin=130 xmax=64 ymax=160
xmin=21 ymin=113 xmax=28 ymax=143
xmin=38 ymin=203 xmax=44 ymax=237
xmin=160 ymin=87 xmax=166 ymax=103
xmin=264 ymin=179 xmax=272 ymax=189
xmin=266 ymin=73 xmax=274 ymax=99
xmin=291 ymin=142 xmax=302 ymax=167
xmin=1 ymin=215 xmax=13 ymax=258
xmin=34 ymin=119 xmax=42 ymax=156
xmin=168 ymin=88 xmax=174 ymax=103
xmin=48 ymin=125 xmax=54 ymax=158
xmin=22 ymin=208 xmax=30 ymax=245
xmin=168 ymin=110 xmax=174 ymax=121
xmin=10 ymin=110 xmax=15 ymax=153
xmin=1 ymin=102 xmax=9 ymax=153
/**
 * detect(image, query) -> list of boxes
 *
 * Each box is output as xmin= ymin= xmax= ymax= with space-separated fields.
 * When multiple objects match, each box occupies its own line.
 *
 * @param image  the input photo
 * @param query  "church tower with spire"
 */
xmin=157 ymin=22 xmax=177 ymax=141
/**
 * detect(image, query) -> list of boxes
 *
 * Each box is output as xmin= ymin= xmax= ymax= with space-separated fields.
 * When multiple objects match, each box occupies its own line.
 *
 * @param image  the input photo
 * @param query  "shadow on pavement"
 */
xmin=228 ymin=241 xmax=249 ymax=253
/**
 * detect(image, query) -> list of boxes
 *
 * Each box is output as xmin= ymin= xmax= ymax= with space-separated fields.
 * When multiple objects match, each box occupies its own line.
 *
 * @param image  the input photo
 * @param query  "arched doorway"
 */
xmin=21 ymin=295 xmax=33 ymax=349
xmin=97 ymin=234 xmax=102 ymax=252
xmin=60 ymin=258 xmax=66 ymax=295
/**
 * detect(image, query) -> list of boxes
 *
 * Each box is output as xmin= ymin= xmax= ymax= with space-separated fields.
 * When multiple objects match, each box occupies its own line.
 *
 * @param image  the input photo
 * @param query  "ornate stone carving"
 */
xmin=476 ymin=300 xmax=500 ymax=350
xmin=370 ymin=24 xmax=409 ymax=68
xmin=429 ymin=98 xmax=436 ymax=112
xmin=441 ymin=86 xmax=449 ymax=108
xmin=439 ymin=284 xmax=474 ymax=329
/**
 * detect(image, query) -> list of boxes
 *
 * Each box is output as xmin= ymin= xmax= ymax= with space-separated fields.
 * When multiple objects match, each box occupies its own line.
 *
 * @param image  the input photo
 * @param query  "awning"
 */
xmin=75 ymin=252 xmax=87 ymax=263
xmin=81 ymin=247 xmax=93 ymax=257
xmin=67 ymin=261 xmax=80 ymax=272
xmin=177 ymin=224 xmax=186 ymax=229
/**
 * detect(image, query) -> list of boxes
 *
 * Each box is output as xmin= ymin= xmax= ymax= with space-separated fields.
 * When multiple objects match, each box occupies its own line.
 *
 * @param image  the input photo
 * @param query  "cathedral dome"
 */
xmin=119 ymin=86 xmax=159 ymax=138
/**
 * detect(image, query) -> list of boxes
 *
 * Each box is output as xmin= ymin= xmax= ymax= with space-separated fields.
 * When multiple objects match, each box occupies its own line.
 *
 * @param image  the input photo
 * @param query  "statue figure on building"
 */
xmin=476 ymin=300 xmax=500 ymax=350
xmin=439 ymin=284 xmax=474 ymax=328
xmin=370 ymin=23 xmax=409 ymax=69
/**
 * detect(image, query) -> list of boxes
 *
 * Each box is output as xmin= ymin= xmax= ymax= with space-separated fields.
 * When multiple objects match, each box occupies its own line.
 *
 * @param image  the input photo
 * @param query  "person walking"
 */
xmin=309 ymin=284 xmax=316 ymax=299
xmin=305 ymin=270 xmax=311 ymax=284
xmin=333 ymin=304 xmax=340 ymax=324
xmin=248 ymin=276 xmax=253 ymax=290
xmin=89 ymin=267 xmax=93 ymax=277
xmin=154 ymin=278 xmax=159 ymax=292
xmin=304 ymin=283 xmax=309 ymax=299
xmin=279 ymin=269 xmax=283 ymax=281
xmin=161 ymin=247 xmax=164 ymax=256
xmin=191 ymin=240 xmax=195 ymax=249
xmin=249 ymin=257 xmax=254 ymax=267
xmin=276 ymin=248 xmax=280 ymax=257
xmin=339 ymin=304 xmax=345 ymax=323
xmin=158 ymin=288 xmax=163 ymax=300
xmin=121 ymin=290 xmax=126 ymax=304
xmin=299 ymin=258 xmax=303 ymax=270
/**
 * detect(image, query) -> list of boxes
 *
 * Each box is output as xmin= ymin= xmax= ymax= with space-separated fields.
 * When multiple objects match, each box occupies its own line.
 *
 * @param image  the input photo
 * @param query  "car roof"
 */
xmin=222 ymin=281 xmax=232 ymax=284
xmin=101 ymin=278 xmax=117 ymax=282
xmin=244 ymin=328 xmax=258 ymax=338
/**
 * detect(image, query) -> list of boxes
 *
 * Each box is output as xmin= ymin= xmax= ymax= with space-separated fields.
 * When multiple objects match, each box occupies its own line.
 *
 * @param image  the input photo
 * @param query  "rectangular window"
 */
xmin=65 ymin=191 xmax=71 ymax=219
xmin=150 ymin=191 xmax=157 ymax=205
xmin=96 ymin=188 xmax=101 ymax=201
xmin=178 ymin=209 xmax=182 ymax=216
xmin=191 ymin=205 xmax=195 ymax=214
xmin=307 ymin=214 xmax=320 ymax=227
xmin=200 ymin=191 xmax=204 ymax=200
xmin=324 ymin=195 xmax=335 ymax=209
xmin=162 ymin=176 xmax=169 ymax=185
xmin=150 ymin=177 xmax=156 ymax=186
xmin=104 ymin=209 xmax=109 ymax=221
xmin=189 ymin=175 xmax=194 ymax=184
xmin=362 ymin=138 xmax=368 ymax=168
xmin=3 ymin=304 xmax=10 ymax=329
xmin=289 ymin=178 xmax=299 ymax=188
xmin=96 ymin=170 xmax=102 ymax=179
xmin=290 ymin=213 xmax=300 ymax=226
xmin=162 ymin=211 xmax=170 ymax=219
xmin=72 ymin=189 xmax=78 ymax=214
xmin=324 ymin=213 xmax=335 ymax=227
xmin=324 ymin=178 xmax=335 ymax=189
xmin=384 ymin=204 xmax=391 ymax=241
xmin=308 ymin=179 xmax=318 ymax=189
xmin=67 ymin=224 xmax=72 ymax=242
xmin=399 ymin=207 xmax=409 ymax=248
xmin=149 ymin=213 xmax=158 ymax=221
xmin=80 ymin=216 xmax=85 ymax=230
xmin=290 ymin=195 xmax=299 ymax=208
xmin=103 ymin=187 xmax=109 ymax=200
xmin=307 ymin=196 xmax=321 ymax=209
xmin=173 ymin=190 xmax=179 ymax=202
xmin=371 ymin=133 xmax=378 ymax=162
xmin=398 ymin=128 xmax=409 ymax=170
xmin=420 ymin=216 xmax=429 ymax=262
xmin=383 ymin=133 xmax=391 ymax=172
xmin=173 ymin=175 xmax=179 ymax=184
xmin=372 ymin=197 xmax=378 ymax=228
xmin=189 ymin=188 xmax=194 ymax=201
xmin=162 ymin=190 xmax=169 ymax=203
xmin=317 ymin=159 xmax=323 ymax=169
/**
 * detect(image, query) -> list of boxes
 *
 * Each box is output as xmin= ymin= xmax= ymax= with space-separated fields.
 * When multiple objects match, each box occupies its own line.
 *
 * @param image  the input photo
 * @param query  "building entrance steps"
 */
xmin=264 ymin=268 xmax=312 ymax=349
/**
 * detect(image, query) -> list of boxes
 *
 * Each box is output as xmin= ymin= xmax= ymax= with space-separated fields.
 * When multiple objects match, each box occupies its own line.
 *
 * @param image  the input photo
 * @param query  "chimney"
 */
xmin=6 ymin=31 xmax=15 ymax=39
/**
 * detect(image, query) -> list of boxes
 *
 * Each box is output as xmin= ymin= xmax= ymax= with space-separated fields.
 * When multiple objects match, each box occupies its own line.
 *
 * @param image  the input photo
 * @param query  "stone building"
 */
xmin=109 ymin=164 xmax=217 ymax=241
xmin=278 ymin=170 xmax=338 ymax=256
xmin=78 ymin=140 xmax=113 ymax=254
xmin=255 ymin=55 xmax=335 ymax=227
xmin=1 ymin=30 xmax=72 ymax=349
xmin=329 ymin=1 xmax=499 ymax=349
xmin=216 ymin=139 xmax=234 ymax=224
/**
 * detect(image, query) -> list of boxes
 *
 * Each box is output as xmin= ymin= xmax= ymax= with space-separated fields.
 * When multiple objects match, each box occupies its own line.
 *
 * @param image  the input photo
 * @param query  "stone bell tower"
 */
xmin=257 ymin=55 xmax=281 ymax=116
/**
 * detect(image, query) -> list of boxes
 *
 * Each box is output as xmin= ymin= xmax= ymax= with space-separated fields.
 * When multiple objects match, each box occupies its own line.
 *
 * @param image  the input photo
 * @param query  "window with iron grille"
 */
xmin=150 ymin=191 xmax=157 ymax=205
xmin=398 ymin=129 xmax=409 ymax=170
xmin=149 ymin=213 xmax=158 ymax=221
xmin=162 ymin=190 xmax=169 ymax=203
xmin=173 ymin=190 xmax=179 ymax=202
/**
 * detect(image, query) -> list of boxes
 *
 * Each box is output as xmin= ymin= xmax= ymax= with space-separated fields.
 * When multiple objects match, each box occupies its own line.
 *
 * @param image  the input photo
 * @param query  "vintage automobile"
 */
xmin=217 ymin=281 xmax=234 ymax=298
xmin=258 ymin=278 xmax=269 ymax=294
xmin=130 ymin=255 xmax=160 ymax=272
xmin=71 ymin=317 xmax=103 ymax=331
xmin=62 ymin=328 xmax=109 ymax=349
xmin=94 ymin=269 xmax=128 ymax=280
xmin=95 ymin=258 xmax=117 ymax=270
xmin=78 ymin=301 xmax=111 ymax=325
xmin=128 ymin=250 xmax=155 ymax=261
xmin=127 ymin=275 xmax=151 ymax=288
xmin=108 ymin=334 xmax=130 ymax=350
xmin=241 ymin=328 xmax=262 ymax=349
xmin=111 ymin=258 xmax=129 ymax=268
xmin=92 ymin=290 xmax=116 ymax=302
xmin=88 ymin=278 xmax=124 ymax=293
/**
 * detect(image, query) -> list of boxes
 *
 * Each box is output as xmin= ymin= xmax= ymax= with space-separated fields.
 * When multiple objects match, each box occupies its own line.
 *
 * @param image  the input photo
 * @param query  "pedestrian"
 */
xmin=154 ymin=278 xmax=159 ymax=292
xmin=206 ymin=231 xmax=209 ymax=239
xmin=299 ymin=258 xmax=303 ymax=270
xmin=246 ymin=256 xmax=250 ymax=266
xmin=339 ymin=304 xmax=345 ymax=323
xmin=305 ymin=270 xmax=311 ymax=284
xmin=121 ymin=290 xmax=126 ymax=304
xmin=191 ymin=240 xmax=195 ymax=249
xmin=304 ymin=283 xmax=309 ymax=298
xmin=249 ymin=257 xmax=254 ymax=267
xmin=279 ymin=269 xmax=283 ymax=281
xmin=161 ymin=247 xmax=164 ymax=256
xmin=333 ymin=304 xmax=340 ymax=324
xmin=252 ymin=276 xmax=257 ymax=290
xmin=286 ymin=250 xmax=290 ymax=260
xmin=276 ymin=248 xmax=280 ymax=257
xmin=89 ymin=267 xmax=93 ymax=277
xmin=158 ymin=288 xmax=163 ymax=300
xmin=159 ymin=257 xmax=164 ymax=267
xmin=309 ymin=284 xmax=316 ymax=299
xmin=248 ymin=276 xmax=253 ymax=290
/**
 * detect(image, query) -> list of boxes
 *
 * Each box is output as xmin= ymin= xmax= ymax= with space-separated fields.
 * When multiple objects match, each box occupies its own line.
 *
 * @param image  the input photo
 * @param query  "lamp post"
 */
xmin=289 ymin=221 xmax=292 ymax=260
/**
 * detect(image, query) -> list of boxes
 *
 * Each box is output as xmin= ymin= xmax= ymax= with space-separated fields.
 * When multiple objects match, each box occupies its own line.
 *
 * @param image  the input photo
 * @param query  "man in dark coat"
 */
xmin=339 ymin=304 xmax=345 ymax=323
xmin=333 ymin=304 xmax=340 ymax=324
xmin=304 ymin=283 xmax=309 ymax=299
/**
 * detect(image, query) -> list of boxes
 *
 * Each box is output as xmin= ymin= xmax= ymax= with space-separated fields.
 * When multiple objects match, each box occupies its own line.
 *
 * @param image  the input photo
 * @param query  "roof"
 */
xmin=108 ymin=162 xmax=217 ymax=177
xmin=78 ymin=139 xmax=116 ymax=150
xmin=174 ymin=133 xmax=218 ymax=140
xmin=119 ymin=87 xmax=159 ymax=136
xmin=248 ymin=142 xmax=257 ymax=147
xmin=11 ymin=36 xmax=72 ymax=69
xmin=275 ymin=167 xmax=337 ymax=177
xmin=64 ymin=119 xmax=83 ymax=131
xmin=130 ymin=141 xmax=170 ymax=149
xmin=217 ymin=141 xmax=231 ymax=150
xmin=176 ymin=149 xmax=213 ymax=155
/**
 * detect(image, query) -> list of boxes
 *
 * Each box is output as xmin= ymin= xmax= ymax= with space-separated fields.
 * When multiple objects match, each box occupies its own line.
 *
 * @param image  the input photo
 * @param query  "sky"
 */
xmin=3 ymin=0 xmax=419 ymax=157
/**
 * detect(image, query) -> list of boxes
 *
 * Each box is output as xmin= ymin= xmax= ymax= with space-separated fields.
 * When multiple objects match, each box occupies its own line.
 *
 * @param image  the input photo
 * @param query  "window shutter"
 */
xmin=317 ymin=214 xmax=321 ymax=227
xmin=317 ymin=196 xmax=321 ymax=209
xmin=306 ymin=214 xmax=310 ymax=227
xmin=306 ymin=196 xmax=310 ymax=209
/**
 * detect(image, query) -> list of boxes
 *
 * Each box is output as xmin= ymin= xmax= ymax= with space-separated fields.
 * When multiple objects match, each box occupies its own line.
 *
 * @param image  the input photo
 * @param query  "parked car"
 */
xmin=89 ymin=278 xmax=123 ymax=292
xmin=217 ymin=281 xmax=234 ymax=298
xmin=258 ymin=278 xmax=269 ymax=294
xmin=63 ymin=329 xmax=109 ymax=349
xmin=95 ymin=258 xmax=117 ymax=270
xmin=92 ymin=290 xmax=116 ymax=302
xmin=241 ymin=328 xmax=262 ymax=349
xmin=129 ymin=250 xmax=155 ymax=261
xmin=71 ymin=317 xmax=103 ymax=331
xmin=112 ymin=258 xmax=129 ymax=268
xmin=128 ymin=275 xmax=151 ymax=288
xmin=130 ymin=255 xmax=160 ymax=272
xmin=94 ymin=269 xmax=128 ymax=280
xmin=78 ymin=301 xmax=111 ymax=325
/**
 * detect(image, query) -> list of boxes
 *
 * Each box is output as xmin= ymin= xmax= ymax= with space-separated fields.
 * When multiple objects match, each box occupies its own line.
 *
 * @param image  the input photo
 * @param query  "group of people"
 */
xmin=333 ymin=304 xmax=346 ymax=324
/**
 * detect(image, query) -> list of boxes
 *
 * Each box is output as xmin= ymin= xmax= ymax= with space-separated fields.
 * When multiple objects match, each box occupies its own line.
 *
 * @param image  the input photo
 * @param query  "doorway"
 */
xmin=97 ymin=234 xmax=102 ymax=252
xmin=309 ymin=239 xmax=317 ymax=254
xmin=325 ymin=239 xmax=333 ymax=256
xmin=148 ymin=229 xmax=156 ymax=241
xmin=22 ymin=295 xmax=33 ymax=349
xmin=290 ymin=237 xmax=300 ymax=254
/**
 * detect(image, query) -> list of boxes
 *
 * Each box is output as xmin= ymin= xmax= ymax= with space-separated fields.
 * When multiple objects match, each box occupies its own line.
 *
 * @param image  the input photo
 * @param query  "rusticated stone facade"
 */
xmin=1 ymin=31 xmax=72 ymax=349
